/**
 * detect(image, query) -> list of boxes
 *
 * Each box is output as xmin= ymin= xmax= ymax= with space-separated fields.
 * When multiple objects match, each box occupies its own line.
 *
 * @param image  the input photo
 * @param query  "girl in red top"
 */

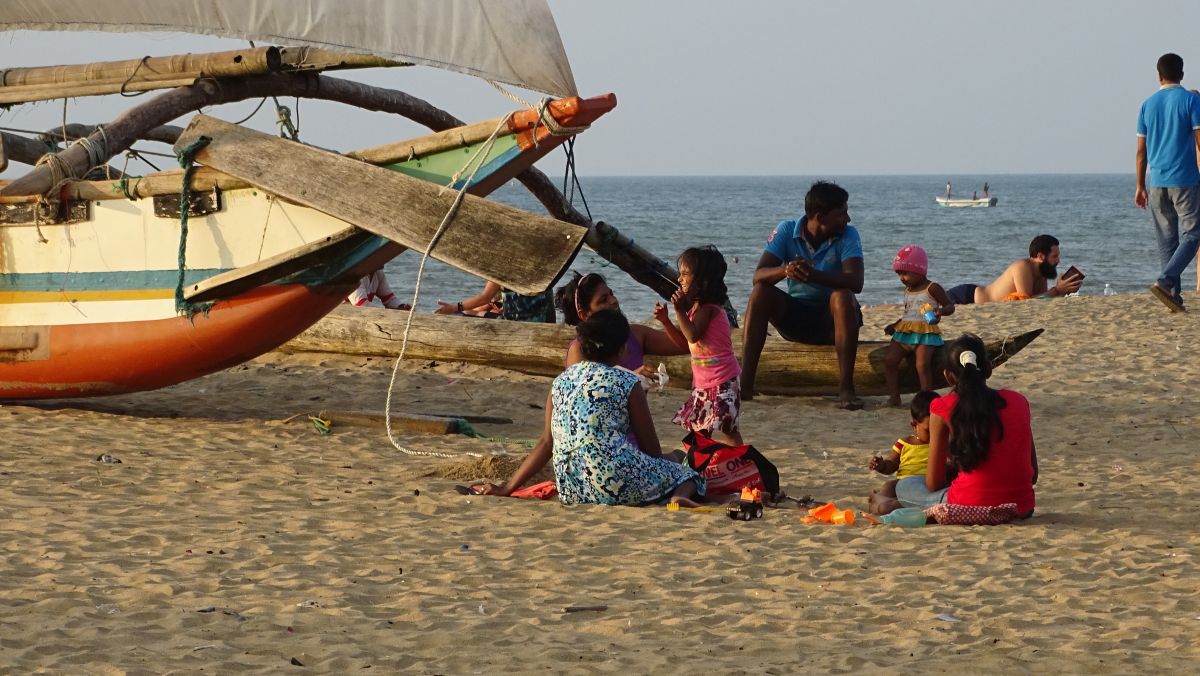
xmin=886 ymin=333 xmax=1038 ymax=517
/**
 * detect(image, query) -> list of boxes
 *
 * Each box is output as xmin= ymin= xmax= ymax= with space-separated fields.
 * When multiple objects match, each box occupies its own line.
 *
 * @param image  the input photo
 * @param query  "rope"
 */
xmin=458 ymin=420 xmax=536 ymax=449
xmin=559 ymin=137 xmax=593 ymax=220
xmin=173 ymin=136 xmax=215 ymax=317
xmin=119 ymin=56 xmax=150 ymax=97
xmin=232 ymin=97 xmax=268 ymax=125
xmin=486 ymin=81 xmax=592 ymax=140
xmin=382 ymin=114 xmax=516 ymax=459
xmin=273 ymin=97 xmax=299 ymax=140
xmin=75 ymin=125 xmax=108 ymax=170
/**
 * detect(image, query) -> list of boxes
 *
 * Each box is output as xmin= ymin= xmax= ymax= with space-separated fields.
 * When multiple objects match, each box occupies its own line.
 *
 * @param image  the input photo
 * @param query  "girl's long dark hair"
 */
xmin=677 ymin=245 xmax=729 ymax=305
xmin=946 ymin=334 xmax=1006 ymax=472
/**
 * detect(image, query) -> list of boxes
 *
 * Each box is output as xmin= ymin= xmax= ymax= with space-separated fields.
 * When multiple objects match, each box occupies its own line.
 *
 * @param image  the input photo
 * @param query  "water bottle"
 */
xmin=1103 ymin=283 xmax=1116 ymax=297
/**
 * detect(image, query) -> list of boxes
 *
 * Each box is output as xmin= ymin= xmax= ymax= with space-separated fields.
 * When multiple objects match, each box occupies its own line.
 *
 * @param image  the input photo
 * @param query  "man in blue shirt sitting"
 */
xmin=741 ymin=181 xmax=864 ymax=409
xmin=1135 ymin=52 xmax=1200 ymax=313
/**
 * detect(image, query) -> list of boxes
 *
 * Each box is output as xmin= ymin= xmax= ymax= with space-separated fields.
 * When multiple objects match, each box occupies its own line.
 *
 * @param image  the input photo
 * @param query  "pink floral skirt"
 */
xmin=673 ymin=378 xmax=741 ymax=436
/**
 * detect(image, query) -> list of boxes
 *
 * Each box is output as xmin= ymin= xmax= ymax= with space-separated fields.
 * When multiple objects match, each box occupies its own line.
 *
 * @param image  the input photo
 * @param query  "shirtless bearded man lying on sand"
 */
xmin=945 ymin=234 xmax=1084 ymax=305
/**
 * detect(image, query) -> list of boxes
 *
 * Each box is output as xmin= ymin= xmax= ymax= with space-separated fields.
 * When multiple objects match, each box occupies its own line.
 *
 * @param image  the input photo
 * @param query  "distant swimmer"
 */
xmin=944 ymin=234 xmax=1083 ymax=304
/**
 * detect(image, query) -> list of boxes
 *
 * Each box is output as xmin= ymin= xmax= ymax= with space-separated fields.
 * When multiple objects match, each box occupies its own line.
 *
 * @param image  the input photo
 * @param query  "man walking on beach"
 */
xmin=1135 ymin=52 xmax=1200 ymax=313
xmin=740 ymin=181 xmax=864 ymax=409
xmin=945 ymin=234 xmax=1083 ymax=304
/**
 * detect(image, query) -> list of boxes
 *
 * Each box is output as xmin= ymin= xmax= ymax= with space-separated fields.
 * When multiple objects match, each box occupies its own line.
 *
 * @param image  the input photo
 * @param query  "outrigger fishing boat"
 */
xmin=0 ymin=0 xmax=630 ymax=399
xmin=283 ymin=306 xmax=1044 ymax=398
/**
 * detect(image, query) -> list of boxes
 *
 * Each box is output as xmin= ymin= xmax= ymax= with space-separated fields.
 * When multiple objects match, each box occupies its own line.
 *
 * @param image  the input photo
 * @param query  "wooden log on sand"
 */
xmin=280 ymin=306 xmax=1043 ymax=398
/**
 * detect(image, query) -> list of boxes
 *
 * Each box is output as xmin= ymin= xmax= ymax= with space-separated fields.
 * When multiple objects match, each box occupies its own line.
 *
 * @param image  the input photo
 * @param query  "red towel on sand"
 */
xmin=471 ymin=481 xmax=558 ymax=500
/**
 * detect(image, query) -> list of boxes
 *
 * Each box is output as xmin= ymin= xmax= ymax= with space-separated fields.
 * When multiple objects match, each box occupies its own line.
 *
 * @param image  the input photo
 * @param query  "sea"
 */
xmin=382 ymin=174 xmax=1179 ymax=316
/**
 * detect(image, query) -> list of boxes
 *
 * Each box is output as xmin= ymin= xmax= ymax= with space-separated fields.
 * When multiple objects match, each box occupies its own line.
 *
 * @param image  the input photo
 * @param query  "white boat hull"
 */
xmin=935 ymin=196 xmax=998 ymax=208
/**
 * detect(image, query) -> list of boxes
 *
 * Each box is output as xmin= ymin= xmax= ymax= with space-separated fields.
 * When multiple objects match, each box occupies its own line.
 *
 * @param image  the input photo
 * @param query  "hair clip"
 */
xmin=959 ymin=351 xmax=978 ymax=368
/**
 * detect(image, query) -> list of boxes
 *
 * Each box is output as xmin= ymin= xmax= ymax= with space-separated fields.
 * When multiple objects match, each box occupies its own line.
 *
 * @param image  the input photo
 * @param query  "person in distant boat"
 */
xmin=436 ymin=280 xmax=554 ymax=322
xmin=1135 ymin=52 xmax=1200 ymax=313
xmin=972 ymin=190 xmax=978 ymax=200
xmin=945 ymin=180 xmax=952 ymax=198
xmin=347 ymin=269 xmax=411 ymax=310
xmin=741 ymin=180 xmax=864 ymax=409
xmin=944 ymin=234 xmax=1082 ymax=304
xmin=983 ymin=182 xmax=990 ymax=198
xmin=558 ymin=271 xmax=689 ymax=376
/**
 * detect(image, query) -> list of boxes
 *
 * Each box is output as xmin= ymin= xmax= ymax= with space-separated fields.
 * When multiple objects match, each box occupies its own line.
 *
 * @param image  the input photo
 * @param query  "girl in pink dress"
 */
xmin=668 ymin=246 xmax=743 ymax=445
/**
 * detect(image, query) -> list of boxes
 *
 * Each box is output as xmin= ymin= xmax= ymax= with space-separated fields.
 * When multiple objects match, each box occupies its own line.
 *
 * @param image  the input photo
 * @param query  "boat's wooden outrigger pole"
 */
xmin=0 ymin=46 xmax=405 ymax=104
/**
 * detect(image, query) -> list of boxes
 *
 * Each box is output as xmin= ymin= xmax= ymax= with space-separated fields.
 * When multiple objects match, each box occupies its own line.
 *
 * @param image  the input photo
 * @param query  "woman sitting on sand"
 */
xmin=558 ymin=272 xmax=688 ymax=375
xmin=479 ymin=308 xmax=705 ymax=506
xmin=870 ymin=334 xmax=1038 ymax=517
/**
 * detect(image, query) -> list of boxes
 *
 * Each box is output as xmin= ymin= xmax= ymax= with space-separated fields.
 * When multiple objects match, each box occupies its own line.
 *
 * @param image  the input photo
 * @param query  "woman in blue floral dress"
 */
xmin=480 ymin=309 xmax=704 ymax=506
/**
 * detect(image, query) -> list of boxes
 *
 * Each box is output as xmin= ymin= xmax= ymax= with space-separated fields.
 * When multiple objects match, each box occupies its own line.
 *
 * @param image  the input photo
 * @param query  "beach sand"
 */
xmin=2 ymin=294 xmax=1198 ymax=672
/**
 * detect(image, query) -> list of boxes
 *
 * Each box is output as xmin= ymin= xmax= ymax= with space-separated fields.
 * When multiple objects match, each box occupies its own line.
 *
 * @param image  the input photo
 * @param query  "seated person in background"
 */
xmin=945 ymin=234 xmax=1083 ymax=304
xmin=740 ymin=180 xmax=864 ymax=408
xmin=867 ymin=390 xmax=939 ymax=513
xmin=436 ymin=280 xmax=555 ymax=322
xmin=347 ymin=269 xmax=411 ymax=310
xmin=478 ymin=309 xmax=705 ymax=506
xmin=872 ymin=334 xmax=1038 ymax=518
xmin=558 ymin=272 xmax=688 ymax=375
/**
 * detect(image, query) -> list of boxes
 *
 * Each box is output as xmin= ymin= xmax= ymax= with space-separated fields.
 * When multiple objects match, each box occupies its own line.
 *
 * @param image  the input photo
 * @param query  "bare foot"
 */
xmin=668 ymin=496 xmax=704 ymax=509
xmin=837 ymin=397 xmax=865 ymax=411
xmin=868 ymin=488 xmax=902 ymax=515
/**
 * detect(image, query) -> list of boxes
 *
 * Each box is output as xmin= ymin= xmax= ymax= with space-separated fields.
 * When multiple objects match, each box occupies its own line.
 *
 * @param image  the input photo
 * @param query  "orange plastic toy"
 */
xmin=804 ymin=501 xmax=856 ymax=525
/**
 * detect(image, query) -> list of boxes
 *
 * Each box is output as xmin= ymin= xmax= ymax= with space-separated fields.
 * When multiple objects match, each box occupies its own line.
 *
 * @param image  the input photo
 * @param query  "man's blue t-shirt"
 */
xmin=764 ymin=217 xmax=863 ymax=304
xmin=1137 ymin=84 xmax=1200 ymax=188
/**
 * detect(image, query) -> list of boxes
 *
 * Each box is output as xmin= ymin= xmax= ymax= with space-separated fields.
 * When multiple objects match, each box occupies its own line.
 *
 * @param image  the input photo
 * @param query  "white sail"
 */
xmin=0 ymin=0 xmax=578 ymax=96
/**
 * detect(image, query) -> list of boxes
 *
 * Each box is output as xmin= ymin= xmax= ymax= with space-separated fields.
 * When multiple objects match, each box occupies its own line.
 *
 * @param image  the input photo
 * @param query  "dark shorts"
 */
xmin=772 ymin=295 xmax=863 ymax=345
xmin=945 ymin=283 xmax=978 ymax=305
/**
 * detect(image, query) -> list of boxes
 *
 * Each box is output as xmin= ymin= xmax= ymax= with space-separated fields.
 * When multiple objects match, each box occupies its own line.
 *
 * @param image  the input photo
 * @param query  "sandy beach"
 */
xmin=2 ymin=293 xmax=1198 ymax=672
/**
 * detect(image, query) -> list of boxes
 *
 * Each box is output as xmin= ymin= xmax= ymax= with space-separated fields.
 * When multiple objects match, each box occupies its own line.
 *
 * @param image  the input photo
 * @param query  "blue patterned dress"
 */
xmin=551 ymin=361 xmax=703 ymax=505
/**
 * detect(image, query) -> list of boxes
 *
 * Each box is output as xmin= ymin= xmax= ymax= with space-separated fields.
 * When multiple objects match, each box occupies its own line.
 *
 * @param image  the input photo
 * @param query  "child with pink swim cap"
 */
xmin=883 ymin=245 xmax=955 ymax=406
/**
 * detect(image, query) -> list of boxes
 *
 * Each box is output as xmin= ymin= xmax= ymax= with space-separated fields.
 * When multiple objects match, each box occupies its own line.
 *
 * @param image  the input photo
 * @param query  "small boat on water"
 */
xmin=282 ymin=306 xmax=1044 ymax=398
xmin=935 ymin=195 xmax=998 ymax=208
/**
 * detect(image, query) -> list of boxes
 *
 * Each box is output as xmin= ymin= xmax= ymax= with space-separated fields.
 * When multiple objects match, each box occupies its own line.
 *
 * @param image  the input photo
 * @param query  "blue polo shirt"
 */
xmin=764 ymin=217 xmax=863 ymax=304
xmin=1137 ymin=84 xmax=1200 ymax=188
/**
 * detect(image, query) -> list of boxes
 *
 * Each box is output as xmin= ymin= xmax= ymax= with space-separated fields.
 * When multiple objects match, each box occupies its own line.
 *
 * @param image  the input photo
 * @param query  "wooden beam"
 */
xmin=184 ymin=227 xmax=377 ymax=303
xmin=173 ymin=114 xmax=584 ymax=295
xmin=281 ymin=306 xmax=1044 ymax=398
xmin=0 ymin=48 xmax=283 ymax=88
xmin=0 ymin=46 xmax=405 ymax=104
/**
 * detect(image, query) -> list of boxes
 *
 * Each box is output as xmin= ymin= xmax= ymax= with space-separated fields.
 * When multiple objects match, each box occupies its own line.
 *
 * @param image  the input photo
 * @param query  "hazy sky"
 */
xmin=4 ymin=1 xmax=1200 ymax=177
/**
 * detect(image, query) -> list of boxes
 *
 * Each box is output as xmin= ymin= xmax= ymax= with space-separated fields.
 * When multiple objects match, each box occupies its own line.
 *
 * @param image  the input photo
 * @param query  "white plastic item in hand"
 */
xmin=656 ymin=363 xmax=670 ymax=390
xmin=616 ymin=365 xmax=654 ymax=391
